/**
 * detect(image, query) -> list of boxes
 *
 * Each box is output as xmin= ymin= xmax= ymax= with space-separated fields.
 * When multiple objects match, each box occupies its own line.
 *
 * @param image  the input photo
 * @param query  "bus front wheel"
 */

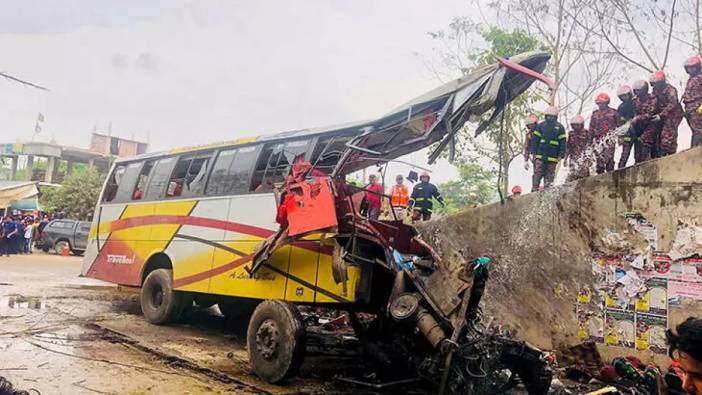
xmin=141 ymin=269 xmax=187 ymax=325
xmin=246 ymin=300 xmax=306 ymax=384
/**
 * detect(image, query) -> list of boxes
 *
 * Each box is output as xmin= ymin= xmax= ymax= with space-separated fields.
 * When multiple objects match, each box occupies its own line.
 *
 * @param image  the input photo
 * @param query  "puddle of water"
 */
xmin=3 ymin=295 xmax=47 ymax=311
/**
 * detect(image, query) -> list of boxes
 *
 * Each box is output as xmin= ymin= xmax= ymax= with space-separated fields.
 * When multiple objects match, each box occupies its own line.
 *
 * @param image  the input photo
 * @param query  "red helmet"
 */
xmin=526 ymin=114 xmax=538 ymax=125
xmin=649 ymin=70 xmax=666 ymax=83
xmin=617 ymin=85 xmax=632 ymax=97
xmin=595 ymin=92 xmax=610 ymax=104
xmin=570 ymin=115 xmax=585 ymax=125
xmin=544 ymin=106 xmax=559 ymax=116
xmin=685 ymin=55 xmax=701 ymax=68
xmin=511 ymin=185 xmax=522 ymax=194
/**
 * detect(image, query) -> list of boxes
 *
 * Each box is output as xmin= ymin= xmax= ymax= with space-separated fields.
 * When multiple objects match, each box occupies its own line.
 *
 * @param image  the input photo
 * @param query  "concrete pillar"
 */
xmin=88 ymin=158 xmax=95 ymax=168
xmin=10 ymin=156 xmax=17 ymax=181
xmin=25 ymin=155 xmax=34 ymax=181
xmin=45 ymin=156 xmax=56 ymax=183
xmin=67 ymin=160 xmax=74 ymax=175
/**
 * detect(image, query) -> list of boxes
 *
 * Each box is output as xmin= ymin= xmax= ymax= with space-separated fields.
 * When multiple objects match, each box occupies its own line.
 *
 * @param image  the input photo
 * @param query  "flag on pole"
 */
xmin=37 ymin=112 xmax=44 ymax=123
xmin=34 ymin=122 xmax=41 ymax=134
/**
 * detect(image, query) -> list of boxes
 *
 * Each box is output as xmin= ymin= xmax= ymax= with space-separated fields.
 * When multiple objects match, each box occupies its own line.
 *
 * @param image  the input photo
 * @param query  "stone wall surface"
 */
xmin=416 ymin=146 xmax=702 ymax=364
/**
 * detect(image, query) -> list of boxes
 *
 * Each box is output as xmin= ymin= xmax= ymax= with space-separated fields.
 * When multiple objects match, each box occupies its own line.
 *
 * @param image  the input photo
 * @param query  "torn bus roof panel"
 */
xmin=333 ymin=51 xmax=552 ymax=176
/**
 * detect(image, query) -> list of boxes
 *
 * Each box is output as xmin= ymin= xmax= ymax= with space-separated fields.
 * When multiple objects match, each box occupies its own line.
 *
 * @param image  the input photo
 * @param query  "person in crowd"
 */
xmin=590 ymin=92 xmax=620 ymax=174
xmin=683 ymin=56 xmax=702 ymax=148
xmin=522 ymin=114 xmax=539 ymax=171
xmin=13 ymin=217 xmax=23 ymax=254
xmin=564 ymin=114 xmax=592 ymax=182
xmin=408 ymin=171 xmax=444 ymax=221
xmin=651 ymin=70 xmax=683 ymax=157
xmin=2 ymin=217 xmax=16 ymax=256
xmin=632 ymin=80 xmax=660 ymax=163
xmin=616 ymin=85 xmax=637 ymax=168
xmin=389 ymin=174 xmax=409 ymax=220
xmin=365 ymin=174 xmax=384 ymax=221
xmin=23 ymin=218 xmax=33 ymax=254
xmin=528 ymin=106 xmax=566 ymax=191
xmin=666 ymin=317 xmax=702 ymax=394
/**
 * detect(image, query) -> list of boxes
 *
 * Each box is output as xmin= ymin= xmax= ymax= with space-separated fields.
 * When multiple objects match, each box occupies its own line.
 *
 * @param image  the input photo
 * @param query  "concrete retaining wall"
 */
xmin=417 ymin=146 xmax=702 ymax=364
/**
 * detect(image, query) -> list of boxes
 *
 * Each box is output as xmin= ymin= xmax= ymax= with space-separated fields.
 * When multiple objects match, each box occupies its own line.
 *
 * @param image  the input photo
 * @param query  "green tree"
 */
xmin=426 ymin=25 xmax=544 ymax=197
xmin=434 ymin=163 xmax=497 ymax=215
xmin=39 ymin=168 xmax=104 ymax=220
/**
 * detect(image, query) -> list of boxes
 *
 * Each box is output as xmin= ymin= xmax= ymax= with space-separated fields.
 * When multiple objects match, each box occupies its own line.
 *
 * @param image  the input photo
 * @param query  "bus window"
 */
xmin=310 ymin=135 xmax=353 ymax=173
xmin=230 ymin=145 xmax=259 ymax=193
xmin=206 ymin=149 xmax=237 ymax=196
xmin=251 ymin=139 xmax=311 ymax=192
xmin=112 ymin=162 xmax=144 ymax=203
xmin=167 ymin=152 xmax=213 ymax=198
xmin=103 ymin=164 xmax=126 ymax=203
xmin=143 ymin=157 xmax=176 ymax=201
xmin=132 ymin=160 xmax=155 ymax=200
xmin=206 ymin=145 xmax=261 ymax=196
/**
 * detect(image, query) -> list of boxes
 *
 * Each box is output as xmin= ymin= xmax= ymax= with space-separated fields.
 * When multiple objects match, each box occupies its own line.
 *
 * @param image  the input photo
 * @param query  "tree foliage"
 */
xmin=434 ymin=162 xmax=497 ymax=215
xmin=39 ymin=168 xmax=104 ymax=221
xmin=426 ymin=25 xmax=543 ymax=196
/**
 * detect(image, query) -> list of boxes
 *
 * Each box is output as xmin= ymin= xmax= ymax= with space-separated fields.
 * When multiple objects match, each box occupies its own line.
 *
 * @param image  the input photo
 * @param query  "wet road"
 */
xmin=0 ymin=253 xmax=353 ymax=394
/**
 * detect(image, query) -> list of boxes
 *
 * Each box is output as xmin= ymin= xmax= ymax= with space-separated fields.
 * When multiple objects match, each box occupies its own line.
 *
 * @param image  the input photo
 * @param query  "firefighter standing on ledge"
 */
xmin=408 ymin=171 xmax=444 ymax=222
xmin=528 ymin=106 xmax=566 ymax=191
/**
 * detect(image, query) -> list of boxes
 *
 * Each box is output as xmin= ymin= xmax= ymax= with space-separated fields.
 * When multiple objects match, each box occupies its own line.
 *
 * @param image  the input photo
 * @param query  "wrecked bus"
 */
xmin=82 ymin=51 xmax=555 ymax=393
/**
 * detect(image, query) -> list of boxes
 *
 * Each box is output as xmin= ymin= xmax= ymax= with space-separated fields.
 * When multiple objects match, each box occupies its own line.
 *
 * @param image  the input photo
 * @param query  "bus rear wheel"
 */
xmin=141 ymin=269 xmax=186 ymax=325
xmin=246 ymin=300 xmax=306 ymax=384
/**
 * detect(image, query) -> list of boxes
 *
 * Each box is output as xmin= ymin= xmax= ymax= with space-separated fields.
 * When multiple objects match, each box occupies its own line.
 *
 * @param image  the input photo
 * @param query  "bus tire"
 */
xmin=247 ymin=300 xmax=306 ymax=384
xmin=140 ymin=269 xmax=185 ymax=325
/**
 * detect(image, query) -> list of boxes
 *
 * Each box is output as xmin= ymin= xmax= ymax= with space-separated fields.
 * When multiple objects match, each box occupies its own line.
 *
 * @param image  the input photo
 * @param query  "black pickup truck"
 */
xmin=36 ymin=219 xmax=90 ymax=256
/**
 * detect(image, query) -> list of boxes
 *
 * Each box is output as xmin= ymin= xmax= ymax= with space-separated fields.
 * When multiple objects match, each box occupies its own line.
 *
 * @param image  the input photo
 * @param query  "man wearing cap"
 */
xmin=651 ymin=70 xmax=683 ymax=156
xmin=389 ymin=174 xmax=409 ymax=220
xmin=683 ymin=56 xmax=702 ymax=147
xmin=564 ymin=114 xmax=591 ymax=181
xmin=632 ymin=80 xmax=659 ymax=162
xmin=589 ymin=92 xmax=620 ymax=174
xmin=616 ymin=85 xmax=637 ymax=168
xmin=528 ymin=106 xmax=566 ymax=191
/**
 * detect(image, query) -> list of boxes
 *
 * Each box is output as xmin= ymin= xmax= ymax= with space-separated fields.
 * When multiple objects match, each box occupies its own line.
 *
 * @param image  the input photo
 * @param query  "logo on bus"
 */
xmin=107 ymin=254 xmax=136 ymax=265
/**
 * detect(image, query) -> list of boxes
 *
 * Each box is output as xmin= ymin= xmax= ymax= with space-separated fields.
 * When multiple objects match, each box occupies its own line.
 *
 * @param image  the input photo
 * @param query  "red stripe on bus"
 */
xmin=109 ymin=215 xmax=274 ymax=238
xmin=172 ymin=254 xmax=254 ymax=288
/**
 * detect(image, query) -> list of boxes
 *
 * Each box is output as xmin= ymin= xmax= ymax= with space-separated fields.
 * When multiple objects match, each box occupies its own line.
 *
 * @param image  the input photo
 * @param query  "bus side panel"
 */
xmin=169 ymin=199 xmax=227 ymax=293
xmin=209 ymin=244 xmax=289 ymax=300
xmin=284 ymin=242 xmax=321 ymax=302
xmin=82 ymin=204 xmax=127 ymax=277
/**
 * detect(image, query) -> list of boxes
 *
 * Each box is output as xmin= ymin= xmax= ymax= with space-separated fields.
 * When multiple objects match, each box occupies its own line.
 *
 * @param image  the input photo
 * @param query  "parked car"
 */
xmin=36 ymin=219 xmax=90 ymax=255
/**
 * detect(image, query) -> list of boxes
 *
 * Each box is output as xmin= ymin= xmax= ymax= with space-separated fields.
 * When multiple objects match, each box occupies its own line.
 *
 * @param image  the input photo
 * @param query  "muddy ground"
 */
xmin=0 ymin=253 xmax=391 ymax=394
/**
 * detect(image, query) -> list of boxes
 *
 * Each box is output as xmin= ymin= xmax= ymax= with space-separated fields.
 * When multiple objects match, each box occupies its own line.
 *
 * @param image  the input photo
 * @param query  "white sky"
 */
xmin=0 ymin=1 xmax=695 ymax=191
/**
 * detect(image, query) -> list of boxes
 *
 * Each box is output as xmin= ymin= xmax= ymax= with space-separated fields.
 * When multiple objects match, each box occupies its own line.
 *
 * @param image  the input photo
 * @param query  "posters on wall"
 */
xmin=605 ymin=310 xmax=635 ymax=348
xmin=635 ymin=314 xmax=667 ymax=354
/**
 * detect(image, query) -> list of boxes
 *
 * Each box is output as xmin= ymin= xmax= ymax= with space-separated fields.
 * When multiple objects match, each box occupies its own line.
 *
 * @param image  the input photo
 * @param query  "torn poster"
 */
xmin=635 ymin=313 xmax=667 ymax=354
xmin=605 ymin=309 xmax=635 ymax=348
xmin=624 ymin=213 xmax=658 ymax=250
xmin=668 ymin=280 xmax=702 ymax=301
xmin=635 ymin=278 xmax=668 ymax=316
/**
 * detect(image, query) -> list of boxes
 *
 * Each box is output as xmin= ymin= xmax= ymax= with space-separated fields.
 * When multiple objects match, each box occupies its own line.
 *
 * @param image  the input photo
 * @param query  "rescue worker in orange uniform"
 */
xmin=389 ymin=174 xmax=409 ymax=220
xmin=650 ymin=70 xmax=683 ymax=157
xmin=589 ymin=92 xmax=619 ymax=174
xmin=564 ymin=114 xmax=591 ymax=182
xmin=683 ymin=56 xmax=702 ymax=147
